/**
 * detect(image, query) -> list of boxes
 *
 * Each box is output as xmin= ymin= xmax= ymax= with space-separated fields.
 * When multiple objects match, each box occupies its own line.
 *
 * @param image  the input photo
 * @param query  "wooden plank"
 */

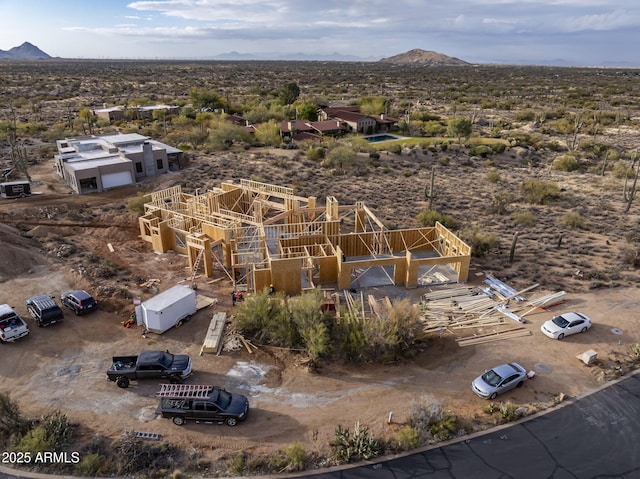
xmin=201 ymin=312 xmax=227 ymax=355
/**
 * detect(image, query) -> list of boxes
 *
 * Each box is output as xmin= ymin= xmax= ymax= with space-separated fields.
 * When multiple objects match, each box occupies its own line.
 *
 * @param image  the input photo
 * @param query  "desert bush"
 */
xmin=611 ymin=160 xmax=635 ymax=179
xmin=15 ymin=411 xmax=74 ymax=454
xmin=114 ymin=432 xmax=182 ymax=475
xmin=519 ymin=179 xmax=560 ymax=204
xmin=552 ymin=155 xmax=580 ymax=172
xmin=0 ymin=392 xmax=31 ymax=447
xmin=416 ymin=209 xmax=458 ymax=229
xmin=407 ymin=394 xmax=458 ymax=442
xmin=560 ymin=212 xmax=588 ymax=229
xmin=491 ymin=142 xmax=507 ymax=154
xmin=322 ymin=145 xmax=357 ymax=170
xmin=127 ymin=192 xmax=151 ymax=215
xmin=511 ymin=210 xmax=536 ymax=226
xmin=499 ymin=402 xmax=519 ymax=423
xmin=469 ymin=144 xmax=493 ymax=158
xmin=392 ymin=426 xmax=421 ymax=451
xmin=76 ymin=453 xmax=107 ymax=477
xmin=386 ymin=142 xmax=403 ymax=155
xmin=515 ymin=110 xmax=536 ymax=122
xmin=331 ymin=421 xmax=383 ymax=463
xmin=461 ymin=225 xmax=498 ymax=257
xmin=491 ymin=192 xmax=514 ymax=215
xmin=281 ymin=442 xmax=308 ymax=472
xmin=289 ymin=290 xmax=331 ymax=366
xmin=232 ymin=289 xmax=299 ymax=347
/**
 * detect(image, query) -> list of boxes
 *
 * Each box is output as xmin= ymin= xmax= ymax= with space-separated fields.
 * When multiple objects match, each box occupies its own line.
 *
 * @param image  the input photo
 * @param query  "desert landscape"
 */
xmin=1 ymin=59 xmax=640 ymax=477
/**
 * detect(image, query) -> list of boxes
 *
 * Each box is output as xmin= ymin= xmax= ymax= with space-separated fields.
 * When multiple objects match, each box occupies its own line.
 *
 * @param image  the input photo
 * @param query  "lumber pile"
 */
xmin=222 ymin=328 xmax=258 ymax=354
xmin=418 ymin=275 xmax=563 ymax=346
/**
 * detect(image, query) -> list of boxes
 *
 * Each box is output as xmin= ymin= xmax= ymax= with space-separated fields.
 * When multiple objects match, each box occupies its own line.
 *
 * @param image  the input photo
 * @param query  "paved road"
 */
xmin=297 ymin=370 xmax=640 ymax=479
xmin=2 ymin=371 xmax=639 ymax=479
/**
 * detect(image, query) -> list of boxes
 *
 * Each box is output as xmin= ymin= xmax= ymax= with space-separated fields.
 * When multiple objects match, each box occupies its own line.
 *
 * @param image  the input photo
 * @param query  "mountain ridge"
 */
xmin=378 ymin=48 xmax=469 ymax=66
xmin=0 ymin=42 xmax=52 ymax=59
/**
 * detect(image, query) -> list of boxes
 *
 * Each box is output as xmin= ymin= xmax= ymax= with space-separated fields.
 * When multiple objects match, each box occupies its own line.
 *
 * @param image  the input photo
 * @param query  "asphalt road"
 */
xmin=297 ymin=370 xmax=640 ymax=479
xmin=1 ymin=371 xmax=639 ymax=479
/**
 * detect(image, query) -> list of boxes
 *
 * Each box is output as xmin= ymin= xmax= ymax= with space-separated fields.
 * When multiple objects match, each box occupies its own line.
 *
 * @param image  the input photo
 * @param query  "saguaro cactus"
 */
xmin=623 ymin=152 xmax=639 ymax=213
xmin=424 ymin=166 xmax=436 ymax=210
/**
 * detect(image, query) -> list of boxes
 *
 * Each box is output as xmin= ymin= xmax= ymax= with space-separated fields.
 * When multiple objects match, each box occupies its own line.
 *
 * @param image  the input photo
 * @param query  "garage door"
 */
xmin=101 ymin=171 xmax=133 ymax=189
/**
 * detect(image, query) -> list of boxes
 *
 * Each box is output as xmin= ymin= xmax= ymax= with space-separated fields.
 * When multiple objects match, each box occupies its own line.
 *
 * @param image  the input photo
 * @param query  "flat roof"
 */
xmin=66 ymin=155 xmax=130 ymax=172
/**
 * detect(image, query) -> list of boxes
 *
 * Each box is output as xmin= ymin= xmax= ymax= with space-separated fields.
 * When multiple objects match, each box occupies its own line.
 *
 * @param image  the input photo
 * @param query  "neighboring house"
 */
xmin=318 ymin=105 xmax=361 ymax=121
xmin=279 ymin=119 xmax=347 ymax=143
xmin=318 ymin=105 xmax=400 ymax=134
xmin=54 ymin=133 xmax=183 ymax=194
xmin=327 ymin=110 xmax=377 ymax=134
xmin=92 ymin=105 xmax=179 ymax=123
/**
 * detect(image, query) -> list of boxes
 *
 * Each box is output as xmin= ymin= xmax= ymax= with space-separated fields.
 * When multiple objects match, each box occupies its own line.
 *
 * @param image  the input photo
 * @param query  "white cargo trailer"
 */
xmin=135 ymin=284 xmax=197 ymax=334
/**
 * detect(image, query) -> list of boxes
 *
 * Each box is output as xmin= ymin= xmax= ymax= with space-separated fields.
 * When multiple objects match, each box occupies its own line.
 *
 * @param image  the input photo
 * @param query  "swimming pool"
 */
xmin=364 ymin=134 xmax=403 ymax=143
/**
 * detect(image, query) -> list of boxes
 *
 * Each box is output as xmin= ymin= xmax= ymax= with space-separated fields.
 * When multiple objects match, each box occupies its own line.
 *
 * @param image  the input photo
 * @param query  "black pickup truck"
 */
xmin=106 ymin=350 xmax=193 ymax=388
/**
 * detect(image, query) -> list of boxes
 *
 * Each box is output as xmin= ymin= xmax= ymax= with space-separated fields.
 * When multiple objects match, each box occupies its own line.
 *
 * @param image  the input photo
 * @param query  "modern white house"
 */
xmin=54 ymin=133 xmax=183 ymax=194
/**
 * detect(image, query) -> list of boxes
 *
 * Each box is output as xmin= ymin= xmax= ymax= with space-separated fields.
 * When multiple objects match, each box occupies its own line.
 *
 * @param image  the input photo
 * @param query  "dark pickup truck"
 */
xmin=106 ymin=350 xmax=193 ymax=389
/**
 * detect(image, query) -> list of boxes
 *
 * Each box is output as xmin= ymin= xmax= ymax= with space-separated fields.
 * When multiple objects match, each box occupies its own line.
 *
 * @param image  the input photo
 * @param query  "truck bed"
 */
xmin=110 ymin=356 xmax=138 ymax=371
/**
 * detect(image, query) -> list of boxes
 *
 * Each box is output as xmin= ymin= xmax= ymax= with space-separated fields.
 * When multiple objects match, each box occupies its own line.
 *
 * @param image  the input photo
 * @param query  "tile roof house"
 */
xmin=54 ymin=132 xmax=183 ymax=194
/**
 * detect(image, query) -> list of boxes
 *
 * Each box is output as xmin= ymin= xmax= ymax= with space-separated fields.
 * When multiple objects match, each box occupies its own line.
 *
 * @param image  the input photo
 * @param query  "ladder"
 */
xmin=156 ymin=383 xmax=213 ymax=399
xmin=123 ymin=430 xmax=162 ymax=441
xmin=189 ymin=249 xmax=205 ymax=281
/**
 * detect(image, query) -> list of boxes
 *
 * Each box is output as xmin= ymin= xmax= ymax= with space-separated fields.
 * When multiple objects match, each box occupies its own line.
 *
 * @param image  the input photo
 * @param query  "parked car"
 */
xmin=0 ymin=304 xmax=30 ymax=343
xmin=106 ymin=350 xmax=193 ymax=389
xmin=156 ymin=384 xmax=249 ymax=426
xmin=471 ymin=362 xmax=527 ymax=400
xmin=25 ymin=294 xmax=64 ymax=327
xmin=541 ymin=311 xmax=592 ymax=340
xmin=60 ymin=290 xmax=98 ymax=315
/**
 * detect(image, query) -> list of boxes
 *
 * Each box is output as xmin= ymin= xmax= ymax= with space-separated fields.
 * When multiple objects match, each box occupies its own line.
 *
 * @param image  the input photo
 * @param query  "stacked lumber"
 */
xmin=456 ymin=327 xmax=531 ymax=347
xmin=222 ymin=328 xmax=258 ymax=354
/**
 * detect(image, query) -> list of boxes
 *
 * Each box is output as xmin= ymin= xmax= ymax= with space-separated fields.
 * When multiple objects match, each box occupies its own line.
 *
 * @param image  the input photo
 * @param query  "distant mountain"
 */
xmin=378 ymin=49 xmax=468 ymax=66
xmin=0 ymin=42 xmax=51 ymax=60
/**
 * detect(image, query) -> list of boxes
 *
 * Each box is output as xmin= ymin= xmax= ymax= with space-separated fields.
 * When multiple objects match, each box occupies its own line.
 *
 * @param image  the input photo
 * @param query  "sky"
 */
xmin=1 ymin=0 xmax=639 ymax=66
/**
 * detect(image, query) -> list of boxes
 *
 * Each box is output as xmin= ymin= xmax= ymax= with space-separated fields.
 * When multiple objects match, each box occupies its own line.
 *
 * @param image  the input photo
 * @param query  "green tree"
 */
xmin=447 ymin=117 xmax=472 ymax=144
xmin=323 ymin=145 xmax=357 ymax=170
xmin=79 ymin=109 xmax=96 ymax=135
xmin=254 ymin=119 xmax=282 ymax=147
xmin=189 ymin=88 xmax=225 ymax=111
xmin=296 ymin=102 xmax=318 ymax=121
xmin=279 ymin=82 xmax=301 ymax=106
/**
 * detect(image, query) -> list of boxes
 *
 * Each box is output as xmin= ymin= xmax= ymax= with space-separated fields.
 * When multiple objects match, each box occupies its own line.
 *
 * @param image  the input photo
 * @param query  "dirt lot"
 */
xmin=1 ymin=152 xmax=640 ymax=470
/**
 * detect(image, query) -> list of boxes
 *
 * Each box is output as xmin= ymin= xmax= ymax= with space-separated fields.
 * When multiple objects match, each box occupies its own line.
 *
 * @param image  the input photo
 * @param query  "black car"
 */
xmin=60 ymin=290 xmax=98 ymax=315
xmin=25 ymin=294 xmax=64 ymax=327
xmin=156 ymin=384 xmax=249 ymax=427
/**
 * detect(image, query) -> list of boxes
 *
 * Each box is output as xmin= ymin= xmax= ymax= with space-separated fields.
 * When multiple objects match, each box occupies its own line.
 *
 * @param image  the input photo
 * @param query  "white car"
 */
xmin=541 ymin=312 xmax=592 ymax=340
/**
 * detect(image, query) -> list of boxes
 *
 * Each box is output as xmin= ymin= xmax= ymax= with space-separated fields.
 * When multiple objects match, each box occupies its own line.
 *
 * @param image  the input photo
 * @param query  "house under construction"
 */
xmin=138 ymin=179 xmax=471 ymax=296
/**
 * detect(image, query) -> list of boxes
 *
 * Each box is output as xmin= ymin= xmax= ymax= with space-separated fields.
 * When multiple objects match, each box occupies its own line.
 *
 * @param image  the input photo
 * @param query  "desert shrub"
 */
xmin=486 ymin=168 xmax=501 ymax=183
xmin=281 ymin=442 xmax=308 ymax=472
xmin=491 ymin=192 xmax=514 ymax=215
xmin=76 ymin=453 xmax=107 ymax=477
xmin=416 ymin=209 xmax=458 ymax=229
xmin=461 ymin=226 xmax=498 ymax=257
xmin=386 ymin=142 xmax=403 ymax=155
xmin=331 ymin=421 xmax=383 ymax=463
xmin=232 ymin=289 xmax=299 ymax=347
xmin=552 ymin=155 xmax=580 ymax=172
xmin=469 ymin=144 xmax=493 ymax=158
xmin=369 ymin=151 xmax=380 ymax=160
xmin=392 ymin=426 xmax=421 ymax=451
xmin=560 ymin=212 xmax=588 ymax=229
xmin=440 ymin=143 xmax=448 ymax=152
xmin=322 ymin=145 xmax=357 ymax=170
xmin=491 ymin=142 xmax=507 ymax=154
xmin=499 ymin=402 xmax=519 ymax=423
xmin=611 ymin=160 xmax=636 ymax=179
xmin=407 ymin=394 xmax=458 ymax=442
xmin=289 ymin=290 xmax=331 ymax=366
xmin=519 ymin=179 xmax=560 ymax=204
xmin=0 ymin=392 xmax=31 ymax=447
xmin=114 ymin=432 xmax=182 ymax=475
xmin=15 ymin=411 xmax=73 ymax=454
xmin=515 ymin=110 xmax=536 ymax=122
xmin=127 ymin=192 xmax=151 ymax=215
xmin=620 ymin=246 xmax=640 ymax=268
xmin=511 ymin=210 xmax=536 ymax=226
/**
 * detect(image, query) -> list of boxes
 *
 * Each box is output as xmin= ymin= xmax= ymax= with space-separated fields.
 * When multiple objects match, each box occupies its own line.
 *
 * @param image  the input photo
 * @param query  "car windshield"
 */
xmin=160 ymin=352 xmax=174 ymax=368
xmin=214 ymin=390 xmax=232 ymax=410
xmin=552 ymin=315 xmax=569 ymax=328
xmin=481 ymin=369 xmax=503 ymax=387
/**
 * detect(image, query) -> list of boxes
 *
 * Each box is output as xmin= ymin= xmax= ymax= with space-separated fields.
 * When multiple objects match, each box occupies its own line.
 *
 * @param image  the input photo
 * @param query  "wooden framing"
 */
xmin=138 ymin=179 xmax=471 ymax=295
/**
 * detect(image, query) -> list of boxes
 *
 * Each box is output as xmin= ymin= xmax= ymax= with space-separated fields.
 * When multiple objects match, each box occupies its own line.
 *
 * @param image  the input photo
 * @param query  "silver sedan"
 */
xmin=472 ymin=362 xmax=527 ymax=400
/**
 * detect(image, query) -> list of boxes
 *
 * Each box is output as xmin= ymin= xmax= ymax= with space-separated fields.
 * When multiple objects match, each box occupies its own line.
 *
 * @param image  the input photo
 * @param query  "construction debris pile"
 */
xmin=418 ymin=275 xmax=566 ymax=347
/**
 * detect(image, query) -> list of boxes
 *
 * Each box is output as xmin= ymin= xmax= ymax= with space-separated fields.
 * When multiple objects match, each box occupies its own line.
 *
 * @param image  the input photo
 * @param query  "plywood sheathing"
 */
xmin=139 ymin=179 xmax=472 ymax=295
